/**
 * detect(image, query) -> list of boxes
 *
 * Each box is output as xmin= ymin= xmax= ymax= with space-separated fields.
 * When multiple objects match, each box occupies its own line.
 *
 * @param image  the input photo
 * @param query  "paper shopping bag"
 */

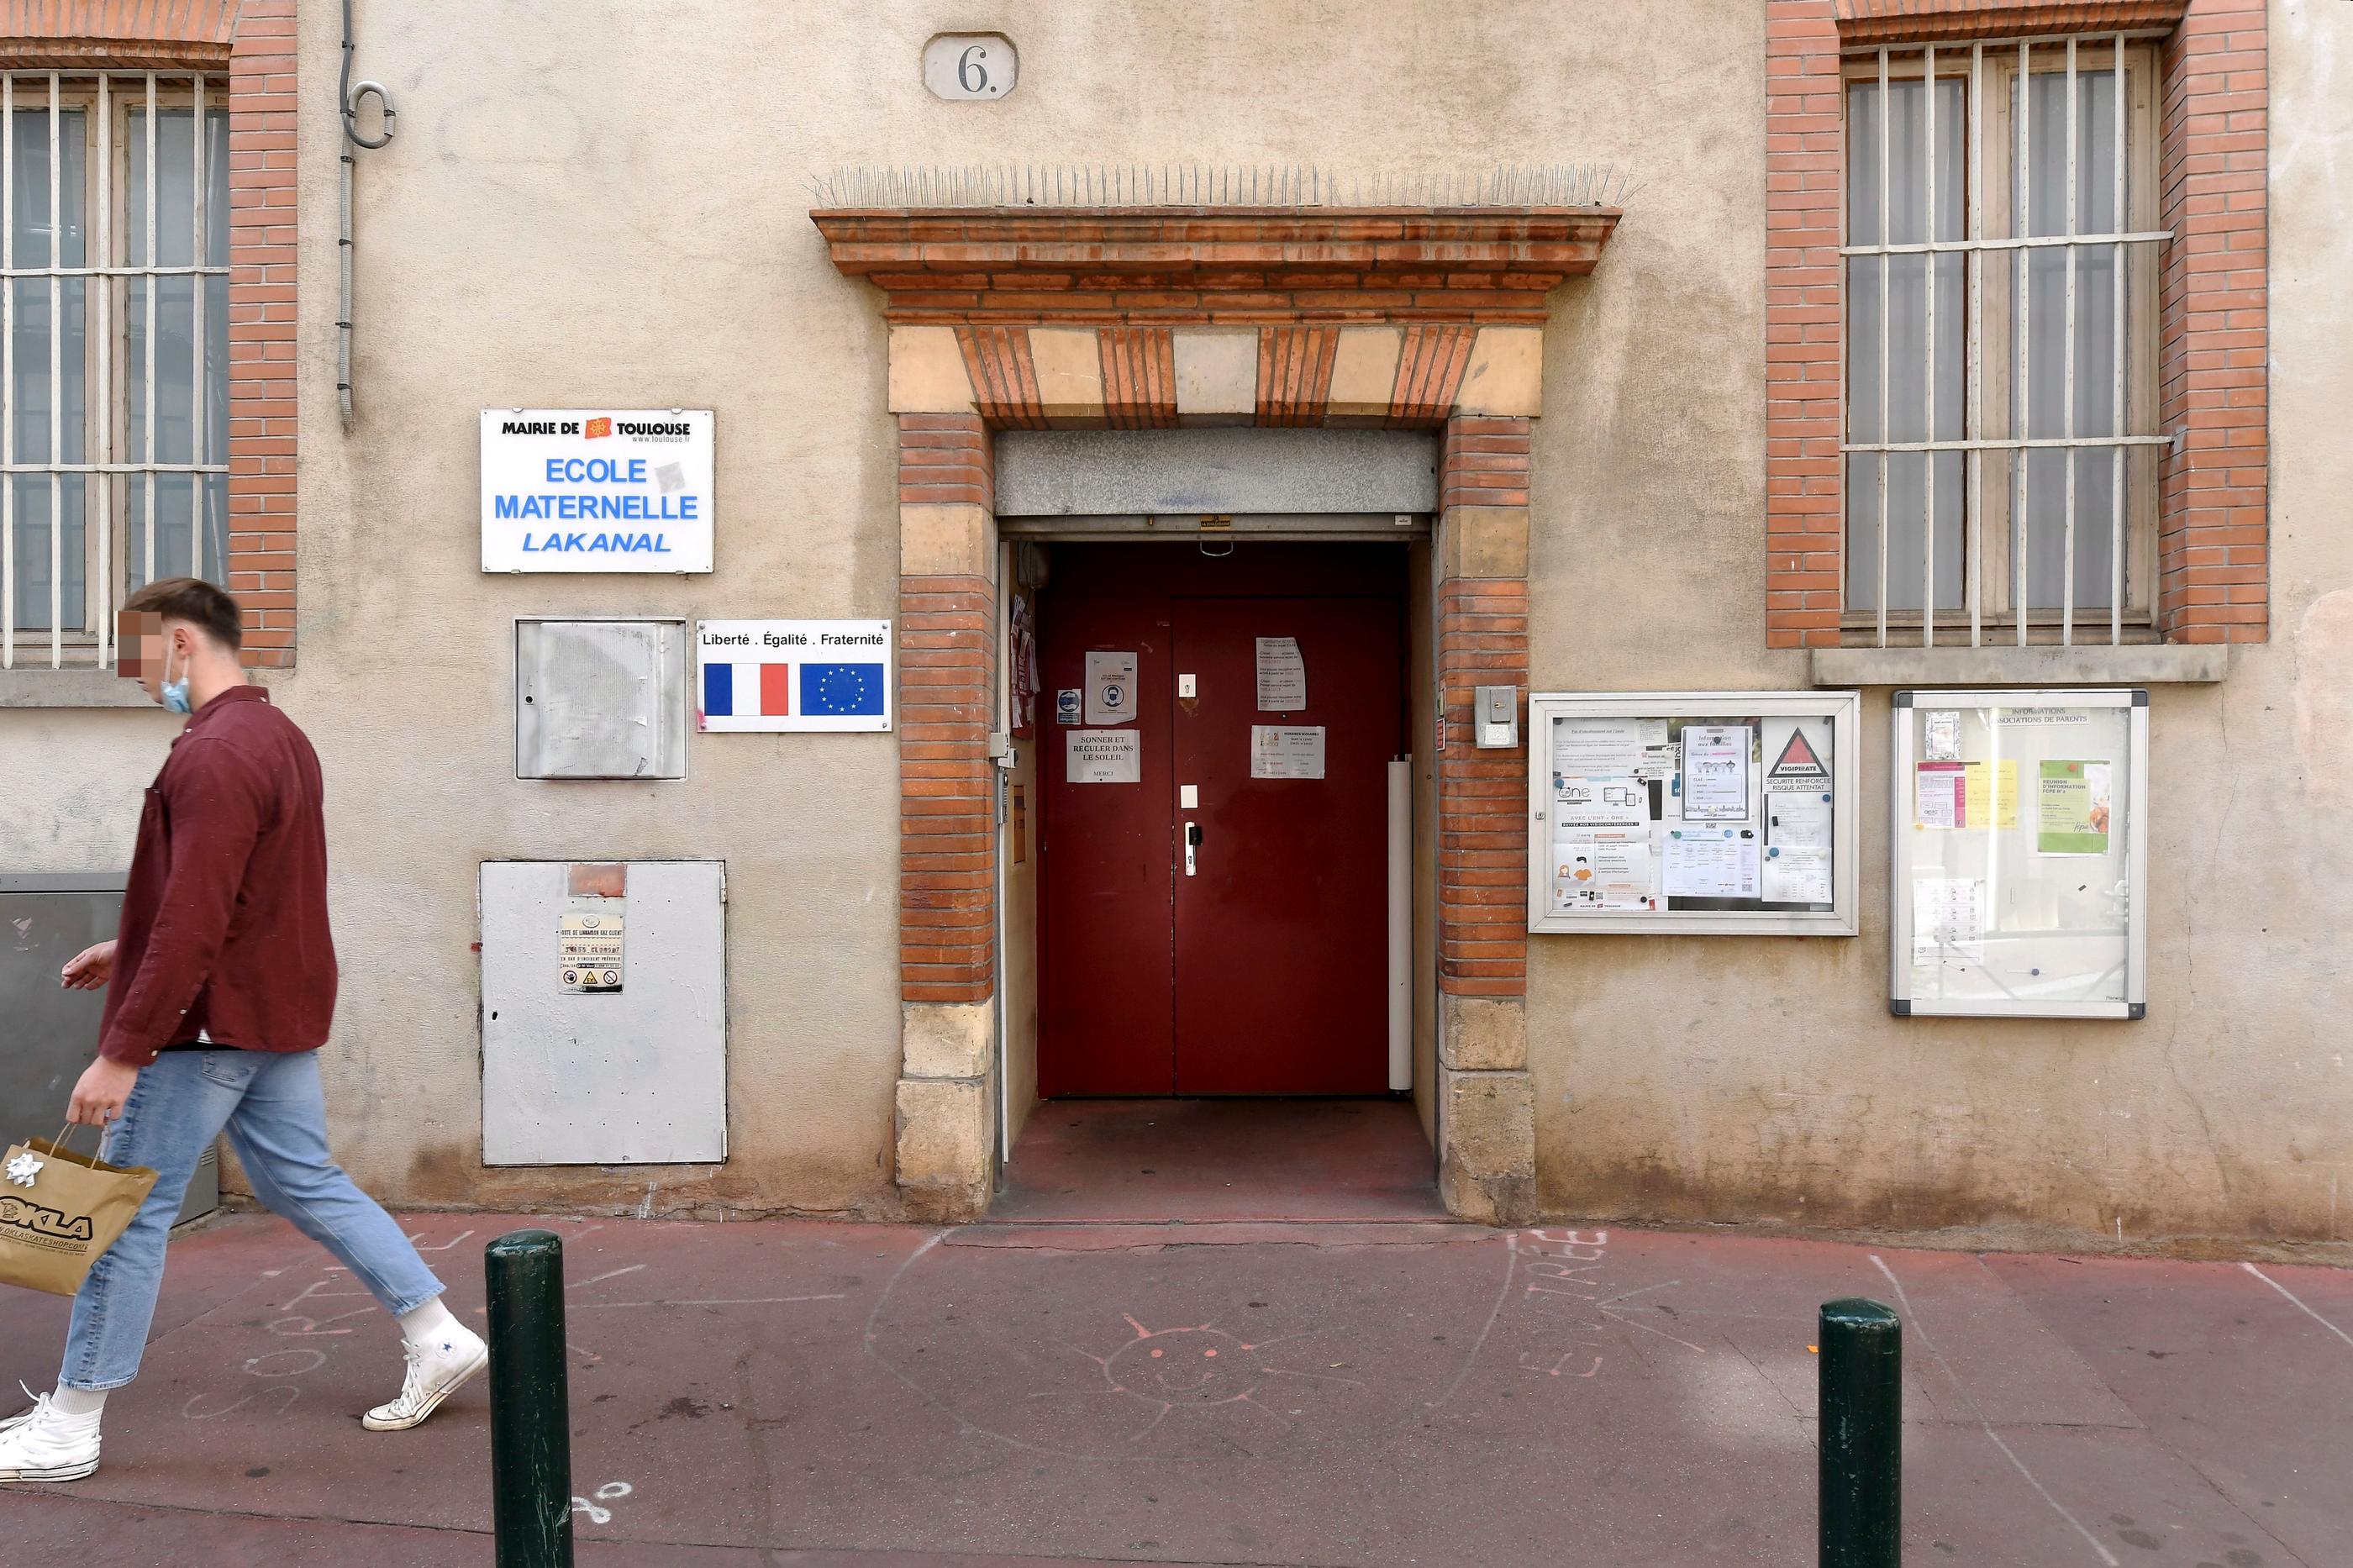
xmin=0 ymin=1129 xmax=159 ymax=1297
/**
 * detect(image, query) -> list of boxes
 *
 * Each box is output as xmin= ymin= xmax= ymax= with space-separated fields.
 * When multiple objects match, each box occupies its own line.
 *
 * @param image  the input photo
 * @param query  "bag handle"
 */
xmin=35 ymin=1123 xmax=101 ymax=1160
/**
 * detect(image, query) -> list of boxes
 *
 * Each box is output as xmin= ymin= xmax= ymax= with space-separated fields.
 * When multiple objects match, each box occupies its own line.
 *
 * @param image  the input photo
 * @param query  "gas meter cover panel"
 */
xmin=482 ymin=410 xmax=714 ymax=572
xmin=481 ymin=860 xmax=725 ymax=1165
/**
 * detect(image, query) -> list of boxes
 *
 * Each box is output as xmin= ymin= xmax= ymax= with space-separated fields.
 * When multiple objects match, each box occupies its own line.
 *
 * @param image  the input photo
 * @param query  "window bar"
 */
xmin=2013 ymin=39 xmax=2030 ymax=647
xmin=1922 ymin=44 xmax=1937 ymax=648
xmin=2110 ymin=35 xmax=2126 ymax=645
xmin=94 ymin=74 xmax=110 ymax=666
xmin=142 ymin=72 xmax=155 ymax=589
xmin=1839 ymin=229 xmax=2170 ymax=255
xmin=3 ymin=75 xmax=15 ymax=670
xmin=2061 ymin=38 xmax=2079 ymax=647
xmin=1877 ymin=46 xmax=1891 ymax=649
xmin=48 ymin=74 xmax=61 ymax=667
xmin=191 ymin=74 xmax=204 ymax=584
xmin=1967 ymin=42 xmax=1984 ymax=647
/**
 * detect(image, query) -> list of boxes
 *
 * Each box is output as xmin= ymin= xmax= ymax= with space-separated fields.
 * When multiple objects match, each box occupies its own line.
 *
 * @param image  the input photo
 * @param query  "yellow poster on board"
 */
xmin=1961 ymin=760 xmax=2019 ymax=829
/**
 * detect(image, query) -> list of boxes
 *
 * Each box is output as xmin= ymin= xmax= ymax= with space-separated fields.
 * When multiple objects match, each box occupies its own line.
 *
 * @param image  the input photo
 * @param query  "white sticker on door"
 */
xmin=1084 ymin=651 xmax=1137 ymax=725
xmin=1250 ymin=724 xmax=1325 ymax=780
xmin=1066 ymin=728 xmax=1141 ymax=783
xmin=1255 ymin=637 xmax=1306 ymax=711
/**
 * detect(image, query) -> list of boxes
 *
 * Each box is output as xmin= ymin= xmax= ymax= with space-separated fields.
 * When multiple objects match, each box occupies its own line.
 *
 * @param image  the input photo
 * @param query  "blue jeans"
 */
xmin=62 ymin=1049 xmax=444 ymax=1391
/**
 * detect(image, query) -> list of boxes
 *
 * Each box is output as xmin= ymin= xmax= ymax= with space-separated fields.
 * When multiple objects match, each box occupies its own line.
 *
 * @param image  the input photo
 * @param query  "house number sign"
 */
xmin=923 ymin=34 xmax=1016 ymax=101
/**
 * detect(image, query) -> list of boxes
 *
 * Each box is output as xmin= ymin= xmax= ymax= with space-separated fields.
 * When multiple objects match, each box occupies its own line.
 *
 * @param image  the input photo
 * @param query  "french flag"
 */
xmin=703 ymin=662 xmax=792 ymax=719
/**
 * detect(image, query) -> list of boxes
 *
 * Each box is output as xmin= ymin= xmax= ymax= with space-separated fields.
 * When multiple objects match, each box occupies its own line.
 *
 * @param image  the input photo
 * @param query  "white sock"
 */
xmin=397 ymin=1296 xmax=461 ymax=1347
xmin=50 ymin=1386 xmax=106 ymax=1418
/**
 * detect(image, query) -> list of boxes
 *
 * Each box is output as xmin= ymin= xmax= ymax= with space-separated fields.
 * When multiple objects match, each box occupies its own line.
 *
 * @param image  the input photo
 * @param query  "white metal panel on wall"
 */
xmin=480 ymin=860 xmax=726 ymax=1165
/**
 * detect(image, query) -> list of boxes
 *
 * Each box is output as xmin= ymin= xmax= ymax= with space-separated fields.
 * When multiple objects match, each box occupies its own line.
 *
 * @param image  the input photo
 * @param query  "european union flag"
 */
xmin=802 ymin=662 xmax=887 ymax=717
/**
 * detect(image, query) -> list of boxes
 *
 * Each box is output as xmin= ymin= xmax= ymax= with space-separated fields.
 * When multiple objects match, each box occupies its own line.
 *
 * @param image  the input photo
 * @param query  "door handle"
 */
xmin=1184 ymin=820 xmax=1201 ymax=876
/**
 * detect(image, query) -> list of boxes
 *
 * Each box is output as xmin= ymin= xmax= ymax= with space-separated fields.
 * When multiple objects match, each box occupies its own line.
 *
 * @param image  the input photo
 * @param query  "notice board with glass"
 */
xmin=1890 ymin=689 xmax=2148 ymax=1018
xmin=1525 ymin=692 xmax=1861 ymax=936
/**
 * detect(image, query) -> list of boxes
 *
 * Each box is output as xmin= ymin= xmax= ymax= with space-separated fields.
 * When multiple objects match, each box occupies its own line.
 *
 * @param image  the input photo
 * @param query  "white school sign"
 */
xmin=481 ymin=409 xmax=715 ymax=572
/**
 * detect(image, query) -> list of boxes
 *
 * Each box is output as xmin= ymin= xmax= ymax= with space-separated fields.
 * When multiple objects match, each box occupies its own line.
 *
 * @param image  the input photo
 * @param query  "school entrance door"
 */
xmin=1037 ymin=544 xmax=1404 ymax=1096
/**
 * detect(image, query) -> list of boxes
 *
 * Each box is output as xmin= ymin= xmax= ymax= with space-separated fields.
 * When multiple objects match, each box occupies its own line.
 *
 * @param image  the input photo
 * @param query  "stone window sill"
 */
xmin=0 ymin=669 xmax=170 ymax=708
xmin=1810 ymin=643 xmax=2225 ymax=687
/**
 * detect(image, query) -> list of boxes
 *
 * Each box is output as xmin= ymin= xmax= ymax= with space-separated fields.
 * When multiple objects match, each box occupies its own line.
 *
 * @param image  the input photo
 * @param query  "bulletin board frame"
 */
xmin=1889 ymin=688 xmax=2149 ymax=1019
xmin=1525 ymin=690 xmax=1862 ymax=936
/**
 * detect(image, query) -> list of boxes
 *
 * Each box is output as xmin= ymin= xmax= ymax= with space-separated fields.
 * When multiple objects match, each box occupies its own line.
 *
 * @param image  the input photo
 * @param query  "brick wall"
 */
xmin=898 ymin=414 xmax=997 ymax=1005
xmin=814 ymin=210 xmax=1616 ymax=328
xmin=225 ymin=0 xmax=298 ymax=667
xmin=0 ymin=0 xmax=237 ymax=67
xmin=1440 ymin=416 xmax=1534 ymax=511
xmin=1435 ymin=416 xmax=1530 ymax=999
xmin=1764 ymin=2 xmax=1846 ymax=650
xmin=2156 ymin=0 xmax=2267 ymax=642
xmin=1763 ymin=0 xmax=2266 ymax=649
xmin=0 ymin=0 xmax=295 ymax=666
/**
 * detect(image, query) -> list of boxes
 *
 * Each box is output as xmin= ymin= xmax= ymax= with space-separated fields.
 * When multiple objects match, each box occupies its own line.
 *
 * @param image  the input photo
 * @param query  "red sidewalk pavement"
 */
xmin=2 ymin=1210 xmax=2347 ymax=1566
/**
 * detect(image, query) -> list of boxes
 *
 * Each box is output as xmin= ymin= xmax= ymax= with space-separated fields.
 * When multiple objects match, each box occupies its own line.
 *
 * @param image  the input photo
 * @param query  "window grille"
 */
xmin=3 ymin=71 xmax=229 ymax=671
xmin=1841 ymin=37 xmax=2170 ymax=649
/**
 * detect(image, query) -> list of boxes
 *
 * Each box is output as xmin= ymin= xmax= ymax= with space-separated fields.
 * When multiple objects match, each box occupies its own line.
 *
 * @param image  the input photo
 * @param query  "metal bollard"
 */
xmin=1819 ymin=1296 xmax=1901 ymax=1568
xmin=487 ymin=1229 xmax=573 ymax=1568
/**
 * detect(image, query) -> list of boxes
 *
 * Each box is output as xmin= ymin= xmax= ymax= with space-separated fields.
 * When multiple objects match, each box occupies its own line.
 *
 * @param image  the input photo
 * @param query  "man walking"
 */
xmin=0 ymin=579 xmax=485 ymax=1484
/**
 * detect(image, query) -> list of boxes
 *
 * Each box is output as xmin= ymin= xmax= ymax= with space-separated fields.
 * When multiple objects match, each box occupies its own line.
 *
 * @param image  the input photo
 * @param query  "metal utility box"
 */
xmin=479 ymin=860 xmax=726 ymax=1165
xmin=514 ymin=618 xmax=689 ymax=780
xmin=0 ymin=874 xmax=216 ymax=1223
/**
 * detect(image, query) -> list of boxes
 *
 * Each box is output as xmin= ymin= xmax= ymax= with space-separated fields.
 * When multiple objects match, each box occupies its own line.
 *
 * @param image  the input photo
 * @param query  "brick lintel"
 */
xmin=813 ymin=206 xmax=1621 ymax=325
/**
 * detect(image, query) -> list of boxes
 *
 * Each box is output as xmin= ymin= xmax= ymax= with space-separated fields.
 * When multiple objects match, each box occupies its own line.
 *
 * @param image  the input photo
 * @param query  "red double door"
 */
xmin=1037 ymin=545 xmax=1404 ymax=1096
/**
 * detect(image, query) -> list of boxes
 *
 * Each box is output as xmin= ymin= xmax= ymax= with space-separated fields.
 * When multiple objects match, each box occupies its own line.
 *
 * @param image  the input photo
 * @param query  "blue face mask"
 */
xmin=161 ymin=645 xmax=193 ymax=715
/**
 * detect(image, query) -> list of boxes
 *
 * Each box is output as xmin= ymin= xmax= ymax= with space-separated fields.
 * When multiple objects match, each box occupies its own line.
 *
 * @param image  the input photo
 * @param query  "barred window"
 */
xmin=3 ymin=71 xmax=228 ymax=670
xmin=1843 ymin=37 xmax=2167 ymax=648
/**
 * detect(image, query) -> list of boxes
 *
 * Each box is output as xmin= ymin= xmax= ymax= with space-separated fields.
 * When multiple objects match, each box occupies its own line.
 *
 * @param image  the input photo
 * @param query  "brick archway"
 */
xmin=816 ymin=203 xmax=1622 ymax=1222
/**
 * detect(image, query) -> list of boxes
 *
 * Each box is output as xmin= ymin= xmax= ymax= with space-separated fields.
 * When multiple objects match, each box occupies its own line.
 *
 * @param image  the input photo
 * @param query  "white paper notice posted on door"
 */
xmin=1066 ymin=728 xmax=1141 ymax=783
xmin=1255 ymin=637 xmax=1307 ymax=711
xmin=1250 ymin=725 xmax=1325 ymax=779
xmin=1084 ymin=650 xmax=1137 ymax=725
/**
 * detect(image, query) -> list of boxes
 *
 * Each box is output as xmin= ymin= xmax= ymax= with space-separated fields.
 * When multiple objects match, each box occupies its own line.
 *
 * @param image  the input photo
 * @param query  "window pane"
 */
xmin=10 ymin=276 xmax=81 ymax=462
xmin=125 ymin=473 xmax=212 ymax=586
xmin=10 ymin=475 xmax=87 ymax=630
xmin=2021 ymin=450 xmax=2119 ymax=612
xmin=121 ymin=102 xmax=229 ymax=591
xmin=2017 ymin=66 xmax=2125 ymax=614
xmin=8 ymin=108 xmax=87 ymax=268
xmin=1845 ymin=75 xmax=1967 ymax=616
xmin=207 ymin=107 xmax=229 ymax=269
xmin=128 ymin=103 xmax=229 ymax=266
xmin=127 ymin=106 xmax=205 ymax=268
xmin=1847 ymin=80 xmax=1882 ymax=245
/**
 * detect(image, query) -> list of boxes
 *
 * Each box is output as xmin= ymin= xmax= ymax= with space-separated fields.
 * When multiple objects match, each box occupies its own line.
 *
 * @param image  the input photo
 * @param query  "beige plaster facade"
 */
xmin=0 ymin=1 xmax=2345 ymax=1250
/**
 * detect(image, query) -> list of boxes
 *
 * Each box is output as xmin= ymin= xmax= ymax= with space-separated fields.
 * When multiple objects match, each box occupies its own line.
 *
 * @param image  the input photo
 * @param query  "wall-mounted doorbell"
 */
xmin=1474 ymin=685 xmax=1519 ymax=750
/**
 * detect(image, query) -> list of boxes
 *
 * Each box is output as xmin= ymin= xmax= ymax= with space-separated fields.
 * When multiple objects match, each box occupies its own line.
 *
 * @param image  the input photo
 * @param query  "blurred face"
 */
xmin=115 ymin=610 xmax=199 ymax=707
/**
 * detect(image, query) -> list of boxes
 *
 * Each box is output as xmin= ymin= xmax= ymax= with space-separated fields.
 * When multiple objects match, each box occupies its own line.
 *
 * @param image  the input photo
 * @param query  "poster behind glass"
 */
xmin=1892 ymin=691 xmax=2146 ymax=1018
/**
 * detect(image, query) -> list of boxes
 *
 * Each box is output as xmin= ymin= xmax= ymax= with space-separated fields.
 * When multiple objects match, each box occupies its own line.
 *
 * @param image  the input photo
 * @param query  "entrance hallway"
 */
xmin=990 ymin=1098 xmax=1447 ymax=1224
xmin=5 ymin=1209 xmax=2345 ymax=1565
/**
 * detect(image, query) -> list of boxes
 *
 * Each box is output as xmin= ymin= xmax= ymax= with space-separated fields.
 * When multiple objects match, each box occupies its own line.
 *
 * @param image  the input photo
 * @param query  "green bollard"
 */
xmin=487 ymin=1229 xmax=573 ymax=1568
xmin=1819 ymin=1297 xmax=1901 ymax=1568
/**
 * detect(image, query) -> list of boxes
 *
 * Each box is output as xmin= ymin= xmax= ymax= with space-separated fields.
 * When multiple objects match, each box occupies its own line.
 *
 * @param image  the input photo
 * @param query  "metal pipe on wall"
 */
xmin=340 ymin=0 xmax=396 ymax=429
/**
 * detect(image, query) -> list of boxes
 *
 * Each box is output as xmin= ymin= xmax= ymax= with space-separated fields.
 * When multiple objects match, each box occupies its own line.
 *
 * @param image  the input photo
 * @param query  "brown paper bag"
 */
xmin=0 ymin=1128 xmax=160 ymax=1297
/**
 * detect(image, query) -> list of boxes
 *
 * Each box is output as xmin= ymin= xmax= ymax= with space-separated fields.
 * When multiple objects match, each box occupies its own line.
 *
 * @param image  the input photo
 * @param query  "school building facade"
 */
xmin=1 ymin=0 xmax=2346 ymax=1249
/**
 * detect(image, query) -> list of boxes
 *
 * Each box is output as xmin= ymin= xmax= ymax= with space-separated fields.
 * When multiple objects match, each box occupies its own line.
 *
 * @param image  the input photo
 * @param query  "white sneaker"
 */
xmin=363 ymin=1323 xmax=487 ymax=1431
xmin=0 ymin=1392 xmax=102 ymax=1483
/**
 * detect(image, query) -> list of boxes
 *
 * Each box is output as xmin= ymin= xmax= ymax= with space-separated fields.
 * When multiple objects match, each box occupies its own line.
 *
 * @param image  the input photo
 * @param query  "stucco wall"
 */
xmin=0 ymin=1 xmax=2340 ymax=1239
xmin=1525 ymin=0 xmax=2351 ymax=1248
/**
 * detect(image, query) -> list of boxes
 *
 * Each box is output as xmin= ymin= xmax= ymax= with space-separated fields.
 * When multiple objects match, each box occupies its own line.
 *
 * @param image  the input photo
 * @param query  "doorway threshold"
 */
xmin=989 ymin=1098 xmax=1447 ymax=1224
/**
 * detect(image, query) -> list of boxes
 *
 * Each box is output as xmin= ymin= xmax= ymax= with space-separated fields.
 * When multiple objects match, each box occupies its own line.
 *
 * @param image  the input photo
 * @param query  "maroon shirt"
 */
xmin=97 ymin=686 xmax=338 ymax=1066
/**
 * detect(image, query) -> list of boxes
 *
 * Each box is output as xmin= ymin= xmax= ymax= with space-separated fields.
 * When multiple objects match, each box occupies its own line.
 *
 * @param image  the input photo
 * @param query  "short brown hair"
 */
xmin=121 ymin=576 xmax=243 ymax=650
